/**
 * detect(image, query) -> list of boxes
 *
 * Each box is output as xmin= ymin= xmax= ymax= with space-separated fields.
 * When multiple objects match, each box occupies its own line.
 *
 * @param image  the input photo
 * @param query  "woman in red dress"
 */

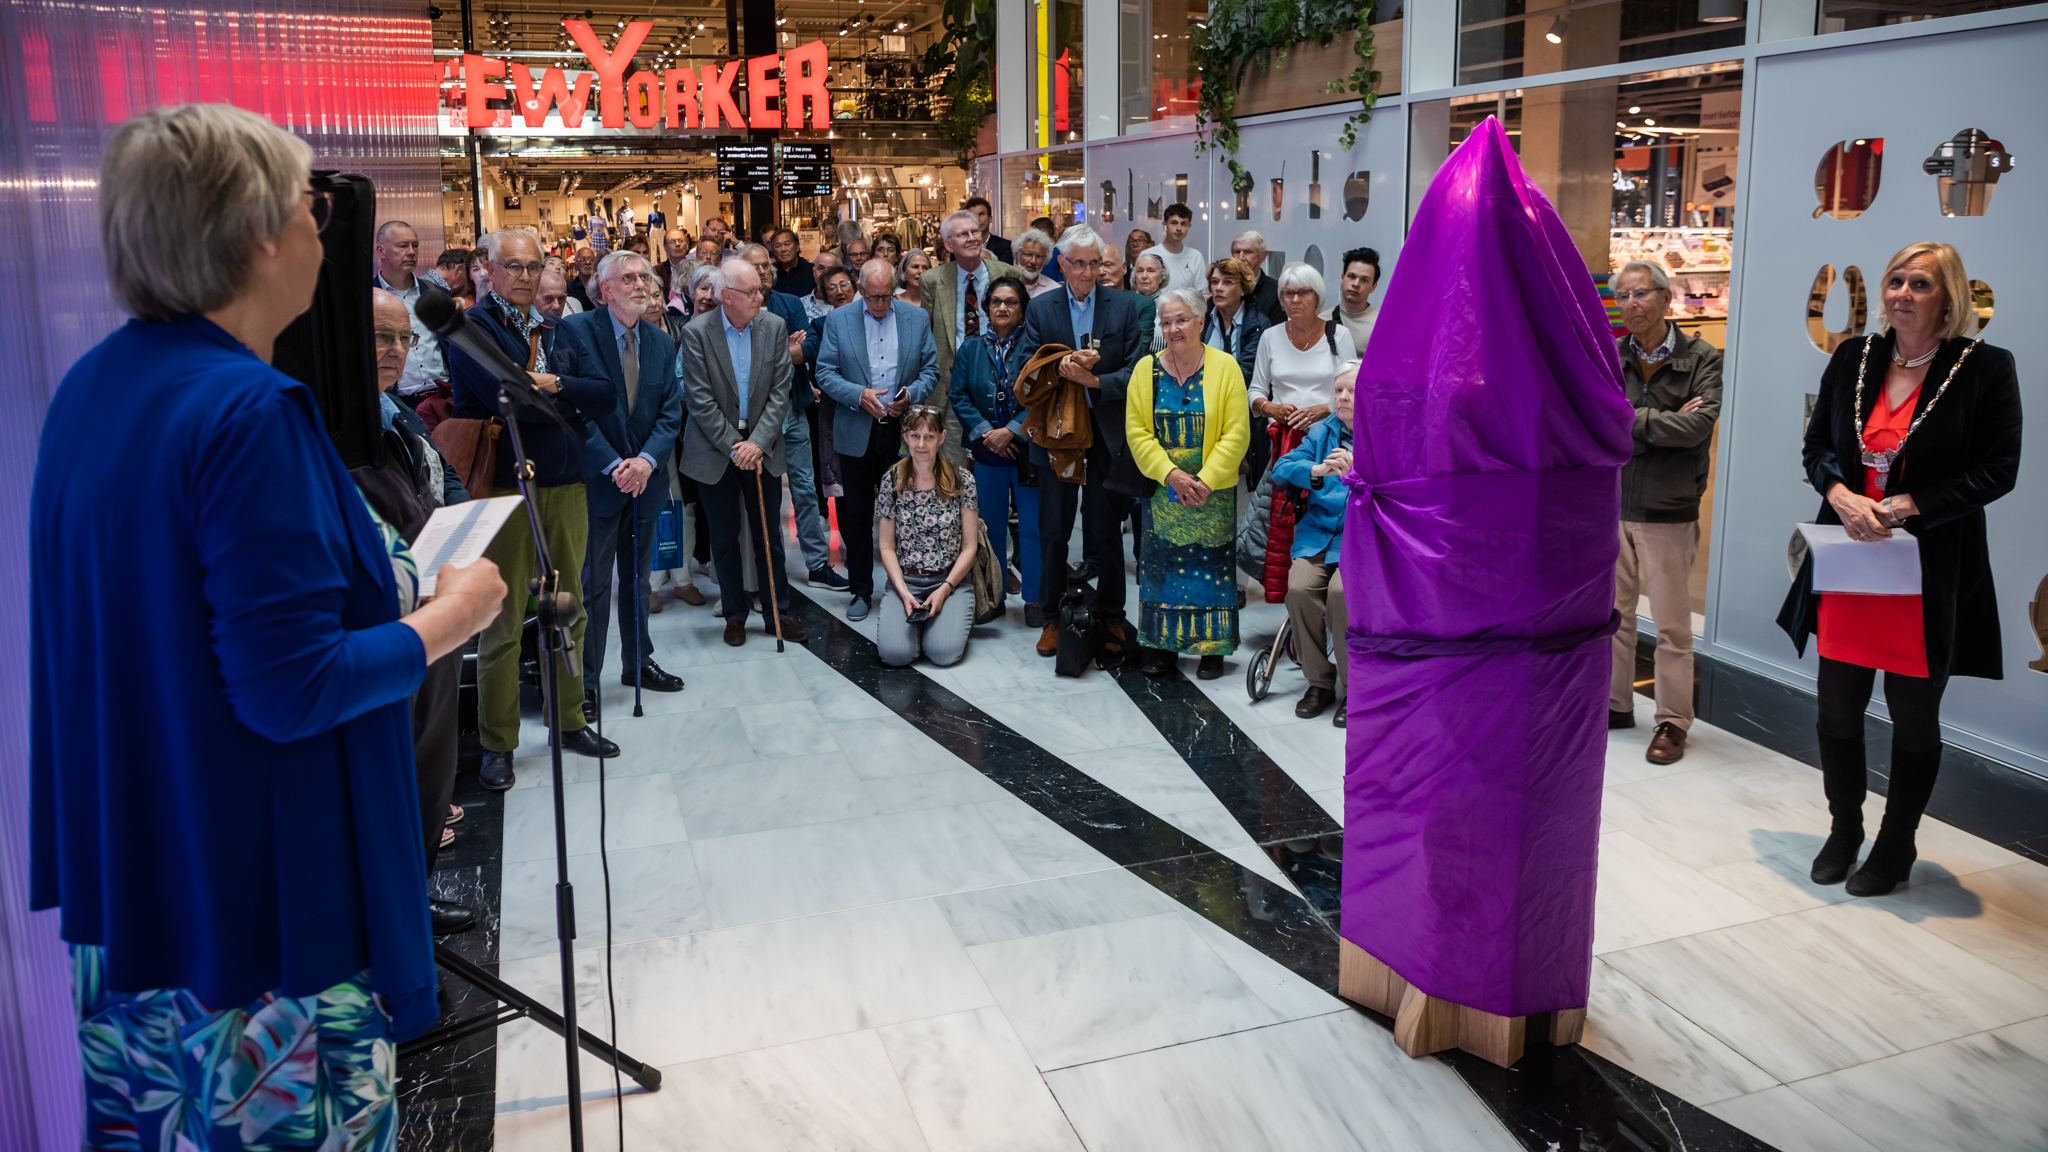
xmin=1779 ymin=241 xmax=2021 ymax=896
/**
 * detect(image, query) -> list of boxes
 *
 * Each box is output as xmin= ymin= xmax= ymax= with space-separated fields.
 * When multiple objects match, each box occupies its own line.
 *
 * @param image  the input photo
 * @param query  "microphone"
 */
xmin=413 ymin=285 xmax=572 ymax=435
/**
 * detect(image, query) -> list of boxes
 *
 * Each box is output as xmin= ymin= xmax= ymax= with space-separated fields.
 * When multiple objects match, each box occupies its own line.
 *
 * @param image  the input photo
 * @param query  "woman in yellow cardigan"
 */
xmin=1126 ymin=287 xmax=1253 ymax=679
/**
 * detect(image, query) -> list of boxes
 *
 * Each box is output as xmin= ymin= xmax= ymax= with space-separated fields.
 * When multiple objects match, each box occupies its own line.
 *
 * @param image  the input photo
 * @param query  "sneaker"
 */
xmin=1024 ymin=602 xmax=1047 ymax=629
xmin=846 ymin=595 xmax=872 ymax=621
xmin=808 ymin=567 xmax=851 ymax=590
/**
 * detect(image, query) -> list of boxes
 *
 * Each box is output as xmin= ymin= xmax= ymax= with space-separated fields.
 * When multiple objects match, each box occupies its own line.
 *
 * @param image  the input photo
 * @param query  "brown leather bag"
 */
xmin=1017 ymin=343 xmax=1092 ymax=485
xmin=429 ymin=324 xmax=540 ymax=497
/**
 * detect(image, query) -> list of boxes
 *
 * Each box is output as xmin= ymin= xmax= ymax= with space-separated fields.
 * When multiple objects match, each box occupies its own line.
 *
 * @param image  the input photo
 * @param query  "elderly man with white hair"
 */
xmin=1011 ymin=228 xmax=1061 ymax=298
xmin=1016 ymin=223 xmax=1149 ymax=658
xmin=922 ymin=208 xmax=1018 ymax=465
xmin=1231 ymin=230 xmax=1285 ymax=324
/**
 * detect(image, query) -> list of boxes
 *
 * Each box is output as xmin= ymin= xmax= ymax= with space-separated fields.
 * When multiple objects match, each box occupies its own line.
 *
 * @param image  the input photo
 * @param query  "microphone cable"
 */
xmin=591 ymin=665 xmax=626 ymax=1150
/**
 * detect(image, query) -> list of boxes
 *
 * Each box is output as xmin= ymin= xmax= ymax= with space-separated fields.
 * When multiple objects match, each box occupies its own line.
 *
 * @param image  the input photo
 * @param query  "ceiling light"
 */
xmin=1545 ymin=15 xmax=1568 ymax=42
xmin=1644 ymin=117 xmax=1656 ymax=125
xmin=1617 ymin=120 xmax=1627 ymax=128
xmin=1628 ymin=106 xmax=1641 ymax=114
xmin=776 ymin=15 xmax=785 ymax=23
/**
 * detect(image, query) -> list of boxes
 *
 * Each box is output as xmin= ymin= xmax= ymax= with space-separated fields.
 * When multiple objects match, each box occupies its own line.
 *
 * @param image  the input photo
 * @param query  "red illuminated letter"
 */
xmin=781 ymin=41 xmax=830 ymax=130
xmin=508 ymin=64 xmax=594 ymax=128
xmin=663 ymin=68 xmax=699 ymax=129
xmin=461 ymin=53 xmax=506 ymax=129
xmin=746 ymin=52 xmax=780 ymax=130
xmin=563 ymin=18 xmax=653 ymax=128
xmin=626 ymin=71 xmax=659 ymax=128
xmin=698 ymin=60 xmax=745 ymax=130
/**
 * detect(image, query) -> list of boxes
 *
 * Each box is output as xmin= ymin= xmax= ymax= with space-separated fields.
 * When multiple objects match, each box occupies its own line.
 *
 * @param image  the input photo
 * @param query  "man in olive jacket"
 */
xmin=1609 ymin=261 xmax=1722 ymax=766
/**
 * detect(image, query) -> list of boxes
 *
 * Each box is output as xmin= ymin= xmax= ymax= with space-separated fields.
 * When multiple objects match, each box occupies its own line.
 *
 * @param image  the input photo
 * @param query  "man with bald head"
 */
xmin=536 ymin=266 xmax=572 ymax=321
xmin=447 ymin=230 xmax=621 ymax=785
xmin=814 ymin=258 xmax=941 ymax=619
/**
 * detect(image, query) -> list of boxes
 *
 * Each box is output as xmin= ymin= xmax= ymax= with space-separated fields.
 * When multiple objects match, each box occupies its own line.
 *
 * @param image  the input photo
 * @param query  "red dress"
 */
xmin=1817 ymin=382 xmax=1928 ymax=676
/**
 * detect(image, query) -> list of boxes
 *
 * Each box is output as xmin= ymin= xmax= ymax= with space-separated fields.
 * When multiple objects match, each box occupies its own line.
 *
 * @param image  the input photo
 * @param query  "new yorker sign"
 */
xmin=445 ymin=20 xmax=830 ymax=136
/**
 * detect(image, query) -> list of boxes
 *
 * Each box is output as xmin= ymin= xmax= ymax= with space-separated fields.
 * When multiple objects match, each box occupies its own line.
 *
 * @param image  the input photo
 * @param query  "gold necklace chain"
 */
xmin=1851 ymin=334 xmax=1978 ymax=493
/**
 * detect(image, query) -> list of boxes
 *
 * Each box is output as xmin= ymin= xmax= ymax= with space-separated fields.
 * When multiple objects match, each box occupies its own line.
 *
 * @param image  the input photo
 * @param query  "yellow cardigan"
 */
xmin=1125 ymin=343 xmax=1251 ymax=492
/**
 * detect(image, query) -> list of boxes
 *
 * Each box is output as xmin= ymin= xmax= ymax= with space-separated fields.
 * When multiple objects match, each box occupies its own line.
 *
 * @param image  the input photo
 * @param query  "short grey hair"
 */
xmin=101 ymin=103 xmax=313 ymax=322
xmin=941 ymin=210 xmax=982 ymax=241
xmin=1014 ymin=228 xmax=1055 ymax=256
xmin=836 ymin=220 xmax=866 ymax=247
xmin=1616 ymin=260 xmax=1671 ymax=293
xmin=687 ymin=263 xmax=721 ymax=296
xmin=896 ymin=250 xmax=930 ymax=290
xmin=1277 ymin=261 xmax=1327 ymax=307
xmin=1156 ymin=286 xmax=1205 ymax=325
xmin=861 ymin=258 xmax=897 ymax=292
xmin=597 ymin=250 xmax=650 ymax=283
xmin=1231 ymin=229 xmax=1268 ymax=253
xmin=716 ymin=259 xmax=758 ymax=293
xmin=374 ymin=220 xmax=415 ymax=244
xmin=477 ymin=230 xmax=539 ymax=262
xmin=734 ymin=242 xmax=771 ymax=263
xmin=1057 ymin=223 xmax=1105 ymax=258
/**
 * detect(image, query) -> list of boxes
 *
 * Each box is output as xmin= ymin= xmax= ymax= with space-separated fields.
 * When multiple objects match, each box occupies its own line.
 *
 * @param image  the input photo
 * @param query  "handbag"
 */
xmin=1055 ymin=584 xmax=1098 ymax=678
xmin=427 ymin=324 xmax=540 ymax=498
xmin=969 ymin=517 xmax=1004 ymax=625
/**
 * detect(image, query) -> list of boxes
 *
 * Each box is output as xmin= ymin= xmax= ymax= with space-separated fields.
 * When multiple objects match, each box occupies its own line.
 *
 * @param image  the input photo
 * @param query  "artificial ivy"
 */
xmin=920 ymin=0 xmax=998 ymax=168
xmin=1192 ymin=0 xmax=1382 ymax=186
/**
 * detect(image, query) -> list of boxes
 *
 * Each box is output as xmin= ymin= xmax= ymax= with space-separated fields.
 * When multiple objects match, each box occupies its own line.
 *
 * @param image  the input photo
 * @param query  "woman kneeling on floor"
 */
xmin=877 ymin=405 xmax=980 ymax=666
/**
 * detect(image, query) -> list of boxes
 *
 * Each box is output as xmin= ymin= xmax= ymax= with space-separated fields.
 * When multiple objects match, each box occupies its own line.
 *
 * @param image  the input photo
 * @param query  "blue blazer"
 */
xmin=447 ymin=294 xmax=614 ymax=490
xmin=1016 ymin=283 xmax=1144 ymax=459
xmin=30 ymin=316 xmax=437 ymax=1035
xmin=553 ymin=308 xmax=683 ymax=519
xmin=814 ymin=299 xmax=941 ymax=457
xmin=948 ymin=333 xmax=1029 ymax=445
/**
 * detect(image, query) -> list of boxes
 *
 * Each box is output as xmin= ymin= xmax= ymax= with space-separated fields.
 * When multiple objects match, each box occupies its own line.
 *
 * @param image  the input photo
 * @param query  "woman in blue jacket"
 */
xmin=30 ymin=105 xmax=505 ymax=1151
xmin=948 ymin=275 xmax=1040 ymax=621
xmin=1271 ymin=362 xmax=1359 ymax=726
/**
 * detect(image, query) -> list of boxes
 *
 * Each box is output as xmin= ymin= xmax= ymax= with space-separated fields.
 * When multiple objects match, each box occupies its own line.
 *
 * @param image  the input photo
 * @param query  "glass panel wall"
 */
xmin=1119 ymin=0 xmax=1203 ymax=133
xmin=1458 ymin=0 xmax=1745 ymax=86
xmin=1026 ymin=0 xmax=1088 ymax=146
xmin=1819 ymin=0 xmax=2039 ymax=32
xmin=999 ymin=149 xmax=1088 ymax=239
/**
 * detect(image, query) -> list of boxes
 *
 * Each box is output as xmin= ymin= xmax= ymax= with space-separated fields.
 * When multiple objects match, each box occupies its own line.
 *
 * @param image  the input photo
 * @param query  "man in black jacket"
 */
xmin=1230 ymin=231 xmax=1285 ymax=325
xmin=1015 ymin=224 xmax=1145 ymax=662
xmin=966 ymin=196 xmax=1013 ymax=265
xmin=1608 ymin=260 xmax=1722 ymax=766
xmin=447 ymin=230 xmax=620 ymax=788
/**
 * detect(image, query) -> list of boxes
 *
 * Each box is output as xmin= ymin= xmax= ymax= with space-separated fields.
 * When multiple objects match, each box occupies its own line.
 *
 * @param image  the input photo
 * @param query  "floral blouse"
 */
xmin=875 ymin=470 xmax=978 ymax=572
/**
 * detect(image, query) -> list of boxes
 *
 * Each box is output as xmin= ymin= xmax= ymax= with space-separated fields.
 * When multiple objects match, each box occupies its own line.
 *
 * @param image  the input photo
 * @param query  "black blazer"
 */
xmin=986 ymin=233 xmax=1015 ymax=265
xmin=1777 ymin=332 xmax=2022 ymax=681
xmin=1017 ymin=283 xmax=1144 ymax=461
xmin=1248 ymin=271 xmax=1284 ymax=326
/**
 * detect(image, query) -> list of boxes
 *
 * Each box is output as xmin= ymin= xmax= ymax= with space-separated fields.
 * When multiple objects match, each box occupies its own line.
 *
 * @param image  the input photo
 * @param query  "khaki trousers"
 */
xmin=1285 ymin=557 xmax=1347 ymax=693
xmin=479 ymin=482 xmax=589 ymax=752
xmin=1611 ymin=520 xmax=1697 ymax=729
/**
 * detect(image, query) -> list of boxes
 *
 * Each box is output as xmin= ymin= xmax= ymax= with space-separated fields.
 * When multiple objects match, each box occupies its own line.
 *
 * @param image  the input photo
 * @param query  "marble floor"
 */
xmin=405 ymin=526 xmax=2048 ymax=1152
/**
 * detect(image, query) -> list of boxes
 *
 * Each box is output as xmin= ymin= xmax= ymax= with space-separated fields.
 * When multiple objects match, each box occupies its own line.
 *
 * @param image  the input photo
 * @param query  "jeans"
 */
xmin=973 ymin=461 xmax=1040 ymax=604
xmin=784 ymin=403 xmax=832 ymax=573
xmin=878 ymin=572 xmax=973 ymax=667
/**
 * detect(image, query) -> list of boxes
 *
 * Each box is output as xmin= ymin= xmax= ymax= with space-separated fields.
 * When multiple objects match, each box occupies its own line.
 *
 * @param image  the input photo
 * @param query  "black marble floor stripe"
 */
xmin=792 ymin=591 xmax=1778 ymax=1152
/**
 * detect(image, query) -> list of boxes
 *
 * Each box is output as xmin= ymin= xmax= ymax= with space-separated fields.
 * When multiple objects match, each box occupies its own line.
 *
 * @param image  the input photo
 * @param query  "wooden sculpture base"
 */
xmin=1338 ymin=938 xmax=1586 ymax=1069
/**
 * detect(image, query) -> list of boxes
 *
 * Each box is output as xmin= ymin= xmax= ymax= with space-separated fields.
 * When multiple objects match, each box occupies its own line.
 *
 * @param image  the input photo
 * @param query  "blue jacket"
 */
xmin=30 ymin=316 xmax=436 ymax=1034
xmin=814 ymin=299 xmax=941 ymax=457
xmin=948 ymin=331 xmax=1029 ymax=446
xmin=1270 ymin=414 xmax=1353 ymax=561
xmin=767 ymin=289 xmax=815 ymax=412
xmin=553 ymin=308 xmax=684 ymax=518
xmin=447 ymin=293 xmax=614 ymax=490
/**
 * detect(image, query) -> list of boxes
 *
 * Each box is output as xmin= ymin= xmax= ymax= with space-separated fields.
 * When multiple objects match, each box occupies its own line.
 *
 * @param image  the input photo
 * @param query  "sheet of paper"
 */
xmin=412 ymin=496 xmax=525 ymax=597
xmin=1797 ymin=522 xmax=1921 ymax=595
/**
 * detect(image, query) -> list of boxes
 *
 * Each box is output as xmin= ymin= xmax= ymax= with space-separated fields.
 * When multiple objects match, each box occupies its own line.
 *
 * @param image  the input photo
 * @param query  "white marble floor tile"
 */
xmin=501 ymin=772 xmax=688 ymax=864
xmin=1247 ymin=718 xmax=1351 ymax=794
xmin=1791 ymin=1015 xmax=2048 ymax=1152
xmin=1593 ymin=829 xmax=1774 ymax=954
xmin=1704 ymin=1086 xmax=1882 ymax=1152
xmin=499 ymin=840 xmax=708 ymax=961
xmin=1043 ymin=1011 xmax=1520 ymax=1152
xmin=1601 ymin=765 xmax=1833 ymax=871
xmin=937 ymin=869 xmax=1174 ymax=947
xmin=1700 ymin=842 xmax=1863 ymax=917
xmin=735 ymin=698 xmax=842 ymax=760
xmin=1061 ymin=744 xmax=1240 ymax=823
xmin=877 ymin=1007 xmax=1087 ymax=1152
xmin=508 ymin=707 xmax=750 ymax=789
xmin=861 ymin=766 xmax=1012 ymax=815
xmin=828 ymin=717 xmax=963 ymax=780
xmin=670 ymin=753 xmax=879 ymax=839
xmin=1606 ymin=899 xmax=2048 ymax=1082
xmin=1862 ymin=868 xmax=2048 ymax=992
xmin=969 ymin=800 xmax=1117 ymax=881
xmin=976 ymin=685 xmax=1169 ymax=758
xmin=965 ymin=911 xmax=1283 ymax=1070
xmin=1579 ymin=958 xmax=1780 ymax=1105
xmin=692 ymin=805 xmax=1032 ymax=928
xmin=1171 ymin=905 xmax=1346 ymax=1022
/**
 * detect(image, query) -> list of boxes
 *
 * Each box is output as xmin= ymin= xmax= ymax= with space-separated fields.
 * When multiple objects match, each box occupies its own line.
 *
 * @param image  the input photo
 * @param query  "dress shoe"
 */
xmin=1333 ymin=704 xmax=1347 ymax=729
xmin=1006 ymin=569 xmax=1021 ymax=595
xmin=808 ymin=567 xmax=851 ymax=590
xmin=648 ymin=591 xmax=664 ymax=614
xmin=582 ymin=687 xmax=598 ymax=724
xmin=1037 ymin=622 xmax=1060 ymax=657
xmin=623 ymin=661 xmax=684 ymax=692
xmin=1608 ymin=709 xmax=1636 ymax=730
xmin=774 ymin=616 xmax=809 ymax=643
xmin=1070 ymin=561 xmax=1098 ymax=582
xmin=430 ymin=899 xmax=476 ymax=935
xmin=724 ymin=618 xmax=747 ymax=647
xmin=1645 ymin=722 xmax=1687 ymax=764
xmin=1296 ymin=685 xmax=1334 ymax=719
xmin=674 ymin=583 xmax=707 ymax=606
xmin=1196 ymin=654 xmax=1225 ymax=680
xmin=1096 ymin=619 xmax=1131 ymax=669
xmin=561 ymin=725 xmax=620 ymax=759
xmin=1141 ymin=648 xmax=1175 ymax=677
xmin=479 ymin=750 xmax=515 ymax=791
xmin=846 ymin=595 xmax=872 ymax=621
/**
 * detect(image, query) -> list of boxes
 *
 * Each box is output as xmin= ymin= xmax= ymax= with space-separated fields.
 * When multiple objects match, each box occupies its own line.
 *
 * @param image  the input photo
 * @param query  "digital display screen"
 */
xmin=716 ymin=143 xmax=772 ymax=194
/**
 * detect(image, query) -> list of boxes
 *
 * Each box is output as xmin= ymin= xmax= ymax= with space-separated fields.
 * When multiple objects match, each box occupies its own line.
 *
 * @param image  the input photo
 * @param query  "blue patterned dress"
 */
xmin=1138 ymin=364 xmax=1239 ymax=654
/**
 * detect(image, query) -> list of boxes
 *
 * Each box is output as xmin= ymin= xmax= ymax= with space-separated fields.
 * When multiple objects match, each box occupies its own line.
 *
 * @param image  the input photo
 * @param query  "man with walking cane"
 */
xmin=679 ymin=260 xmax=810 ymax=647
xmin=552 ymin=250 xmax=687 ymax=721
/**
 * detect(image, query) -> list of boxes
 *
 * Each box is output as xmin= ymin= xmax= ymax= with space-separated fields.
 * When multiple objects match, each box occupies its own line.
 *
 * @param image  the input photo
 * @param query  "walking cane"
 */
xmin=630 ymin=491 xmax=644 ymax=717
xmin=752 ymin=464 xmax=786 ymax=653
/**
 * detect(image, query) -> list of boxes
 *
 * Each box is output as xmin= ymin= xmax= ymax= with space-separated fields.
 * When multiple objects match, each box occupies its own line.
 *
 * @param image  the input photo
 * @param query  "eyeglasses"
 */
xmin=305 ymin=188 xmax=336 ymax=234
xmin=907 ymin=405 xmax=943 ymax=416
xmin=1280 ymin=288 xmax=1317 ymax=301
xmin=617 ymin=271 xmax=657 ymax=285
xmin=1159 ymin=315 xmax=1196 ymax=329
xmin=374 ymin=330 xmax=420 ymax=351
xmin=986 ymin=297 xmax=1021 ymax=309
xmin=1066 ymin=259 xmax=1105 ymax=270
xmin=862 ymin=292 xmax=896 ymax=302
xmin=1613 ymin=288 xmax=1666 ymax=303
xmin=723 ymin=286 xmax=764 ymax=299
xmin=497 ymin=260 xmax=544 ymax=279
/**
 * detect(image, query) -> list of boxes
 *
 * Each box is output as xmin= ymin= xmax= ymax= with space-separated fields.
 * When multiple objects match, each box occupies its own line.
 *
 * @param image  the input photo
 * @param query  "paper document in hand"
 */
xmin=1797 ymin=522 xmax=1921 ymax=595
xmin=413 ymin=496 xmax=526 ymax=596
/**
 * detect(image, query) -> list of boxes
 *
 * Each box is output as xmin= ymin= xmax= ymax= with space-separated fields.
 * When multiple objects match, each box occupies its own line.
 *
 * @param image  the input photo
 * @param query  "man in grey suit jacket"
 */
xmin=815 ymin=259 xmax=942 ymax=619
xmin=677 ymin=260 xmax=809 ymax=646
xmin=922 ymin=209 xmax=1017 ymax=464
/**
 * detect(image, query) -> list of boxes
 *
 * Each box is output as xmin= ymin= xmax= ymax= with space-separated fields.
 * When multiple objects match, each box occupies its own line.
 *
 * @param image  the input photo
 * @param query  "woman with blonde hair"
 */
xmin=876 ymin=405 xmax=981 ymax=666
xmin=1779 ymin=240 xmax=2021 ymax=896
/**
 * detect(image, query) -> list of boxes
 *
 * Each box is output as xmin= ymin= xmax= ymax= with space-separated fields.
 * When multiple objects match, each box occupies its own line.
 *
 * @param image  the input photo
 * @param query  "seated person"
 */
xmin=876 ymin=405 xmax=980 ymax=667
xmin=1270 ymin=362 xmax=1358 ymax=727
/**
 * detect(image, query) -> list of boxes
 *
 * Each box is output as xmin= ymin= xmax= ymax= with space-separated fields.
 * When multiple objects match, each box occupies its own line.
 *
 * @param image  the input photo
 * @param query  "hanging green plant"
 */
xmin=921 ymin=0 xmax=999 ymax=168
xmin=1192 ymin=0 xmax=1382 ymax=186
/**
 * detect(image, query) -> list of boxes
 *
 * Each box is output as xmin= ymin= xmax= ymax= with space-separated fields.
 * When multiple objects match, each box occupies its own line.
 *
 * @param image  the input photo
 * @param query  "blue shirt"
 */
xmin=955 ymin=261 xmax=990 ymax=346
xmin=604 ymin=308 xmax=658 ymax=473
xmin=722 ymin=310 xmax=754 ymax=418
xmin=1065 ymin=285 xmax=1097 ymax=346
xmin=864 ymin=305 xmax=901 ymax=396
xmin=1205 ymin=308 xmax=1244 ymax=358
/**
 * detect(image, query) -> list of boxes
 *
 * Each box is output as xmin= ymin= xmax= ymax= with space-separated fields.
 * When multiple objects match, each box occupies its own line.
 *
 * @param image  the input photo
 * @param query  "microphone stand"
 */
xmin=399 ymin=299 xmax=661 ymax=1152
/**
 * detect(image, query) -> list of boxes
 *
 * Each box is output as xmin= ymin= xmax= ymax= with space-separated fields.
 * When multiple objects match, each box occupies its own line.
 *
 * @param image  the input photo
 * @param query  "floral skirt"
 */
xmin=1138 ymin=421 xmax=1239 ymax=656
xmin=72 ymin=944 xmax=397 ymax=1152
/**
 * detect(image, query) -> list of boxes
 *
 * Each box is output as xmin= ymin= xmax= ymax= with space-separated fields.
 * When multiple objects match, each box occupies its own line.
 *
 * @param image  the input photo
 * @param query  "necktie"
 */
xmin=621 ymin=324 xmax=640 ymax=411
xmin=964 ymin=275 xmax=981 ymax=340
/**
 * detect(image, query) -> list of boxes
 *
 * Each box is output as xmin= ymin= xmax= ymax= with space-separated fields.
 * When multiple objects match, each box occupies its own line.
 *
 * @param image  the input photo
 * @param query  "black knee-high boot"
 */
xmin=1847 ymin=745 xmax=1940 ymax=897
xmin=1810 ymin=731 xmax=1868 ymax=885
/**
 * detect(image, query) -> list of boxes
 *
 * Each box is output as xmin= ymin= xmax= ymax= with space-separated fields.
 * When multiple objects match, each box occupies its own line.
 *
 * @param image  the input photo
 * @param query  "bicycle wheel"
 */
xmin=1247 ymin=647 xmax=1275 ymax=701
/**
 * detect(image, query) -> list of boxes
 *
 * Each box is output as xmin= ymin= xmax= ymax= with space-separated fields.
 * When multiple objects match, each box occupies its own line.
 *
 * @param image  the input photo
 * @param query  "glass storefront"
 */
xmin=1820 ymin=0 xmax=2041 ymax=31
xmin=1027 ymin=0 xmax=1088 ymax=146
xmin=999 ymin=148 xmax=1087 ymax=239
xmin=1457 ymin=0 xmax=1744 ymax=86
xmin=1118 ymin=0 xmax=1202 ymax=134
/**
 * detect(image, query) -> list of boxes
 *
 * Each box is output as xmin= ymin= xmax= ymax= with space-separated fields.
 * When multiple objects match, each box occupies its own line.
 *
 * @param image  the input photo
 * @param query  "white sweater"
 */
xmin=1139 ymin=244 xmax=1207 ymax=296
xmin=1250 ymin=322 xmax=1357 ymax=409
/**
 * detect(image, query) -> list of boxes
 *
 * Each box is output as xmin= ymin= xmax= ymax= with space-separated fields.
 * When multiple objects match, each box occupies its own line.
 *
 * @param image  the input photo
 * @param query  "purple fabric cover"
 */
xmin=1339 ymin=118 xmax=1634 ymax=1018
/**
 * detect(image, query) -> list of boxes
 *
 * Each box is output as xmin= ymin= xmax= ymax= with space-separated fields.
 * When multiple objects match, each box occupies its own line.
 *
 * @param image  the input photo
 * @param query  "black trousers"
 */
xmin=677 ymin=473 xmax=712 ymax=564
xmin=837 ymin=423 xmax=903 ymax=602
xmin=1037 ymin=466 xmax=1131 ymax=620
xmin=1816 ymin=656 xmax=1951 ymax=836
xmin=701 ymin=461 xmax=794 ymax=621
xmin=582 ymin=493 xmax=662 ymax=680
xmin=411 ymin=650 xmax=462 ymax=868
xmin=1243 ymin=414 xmax=1274 ymax=487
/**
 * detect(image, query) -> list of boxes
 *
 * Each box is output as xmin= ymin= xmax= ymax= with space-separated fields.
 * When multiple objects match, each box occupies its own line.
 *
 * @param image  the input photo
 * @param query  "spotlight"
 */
xmin=1644 ymin=117 xmax=1656 ymax=125
xmin=1698 ymin=0 xmax=1744 ymax=20
xmin=1545 ymin=15 xmax=1568 ymax=42
xmin=1628 ymin=105 xmax=1641 ymax=113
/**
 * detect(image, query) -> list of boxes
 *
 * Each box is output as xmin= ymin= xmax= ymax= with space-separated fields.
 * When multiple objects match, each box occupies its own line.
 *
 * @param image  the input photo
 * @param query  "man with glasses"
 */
xmin=816 ymin=259 xmax=941 ymax=620
xmin=1230 ymin=231 xmax=1285 ymax=324
xmin=678 ymin=261 xmax=810 ymax=646
xmin=737 ymin=243 xmax=843 ymax=589
xmin=447 ymin=230 xmax=622 ymax=788
xmin=922 ymin=210 xmax=1018 ymax=466
xmin=372 ymin=220 xmax=447 ymax=404
xmin=1608 ymin=260 xmax=1722 ymax=766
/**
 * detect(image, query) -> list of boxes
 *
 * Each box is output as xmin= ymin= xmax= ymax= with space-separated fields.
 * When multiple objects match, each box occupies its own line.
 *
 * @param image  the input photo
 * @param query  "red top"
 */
xmin=1817 ymin=381 xmax=1927 ymax=676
